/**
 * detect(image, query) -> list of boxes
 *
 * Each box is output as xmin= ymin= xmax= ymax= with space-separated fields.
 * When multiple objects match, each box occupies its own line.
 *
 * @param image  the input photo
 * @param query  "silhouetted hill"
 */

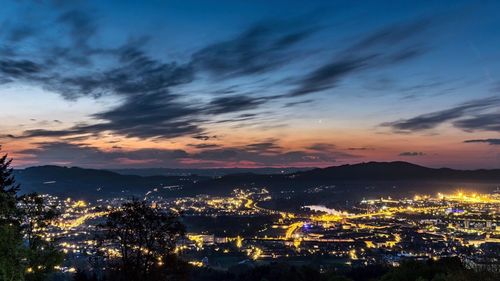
xmin=13 ymin=162 xmax=500 ymax=199
xmin=14 ymin=165 xmax=208 ymax=199
xmin=186 ymin=161 xmax=500 ymax=196
xmin=111 ymin=167 xmax=312 ymax=177
xmin=213 ymin=161 xmax=500 ymax=184
xmin=292 ymin=161 xmax=500 ymax=181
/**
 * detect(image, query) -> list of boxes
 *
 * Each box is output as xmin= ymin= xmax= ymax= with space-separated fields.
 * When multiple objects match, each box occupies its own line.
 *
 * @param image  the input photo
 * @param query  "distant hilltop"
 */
xmin=291 ymin=161 xmax=500 ymax=181
xmin=109 ymin=167 xmax=313 ymax=177
xmin=13 ymin=161 xmax=500 ymax=200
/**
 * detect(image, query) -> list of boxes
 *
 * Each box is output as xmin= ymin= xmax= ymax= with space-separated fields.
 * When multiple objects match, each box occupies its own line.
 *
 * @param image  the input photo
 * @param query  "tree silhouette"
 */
xmin=0 ymin=146 xmax=24 ymax=281
xmin=0 ymin=146 xmax=63 ymax=281
xmin=95 ymin=199 xmax=186 ymax=281
xmin=19 ymin=193 xmax=64 ymax=281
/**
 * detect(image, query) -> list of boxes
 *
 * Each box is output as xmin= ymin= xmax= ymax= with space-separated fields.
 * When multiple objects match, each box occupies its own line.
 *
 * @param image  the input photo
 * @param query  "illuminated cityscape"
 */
xmin=34 ymin=187 xmax=499 ymax=274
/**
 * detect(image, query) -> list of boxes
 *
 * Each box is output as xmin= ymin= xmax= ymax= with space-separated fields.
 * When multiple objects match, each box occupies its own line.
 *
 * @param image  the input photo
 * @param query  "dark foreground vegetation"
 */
xmin=1 ymin=148 xmax=499 ymax=281
xmin=74 ymin=258 xmax=498 ymax=281
xmin=1 ymin=147 xmax=63 ymax=281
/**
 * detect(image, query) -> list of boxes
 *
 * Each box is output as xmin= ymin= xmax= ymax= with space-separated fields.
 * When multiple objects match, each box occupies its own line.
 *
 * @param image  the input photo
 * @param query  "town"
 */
xmin=40 ymin=188 xmax=500 ymax=274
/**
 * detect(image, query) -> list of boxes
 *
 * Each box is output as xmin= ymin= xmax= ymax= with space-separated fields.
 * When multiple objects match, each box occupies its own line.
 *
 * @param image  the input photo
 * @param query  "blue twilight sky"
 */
xmin=0 ymin=0 xmax=499 ymax=169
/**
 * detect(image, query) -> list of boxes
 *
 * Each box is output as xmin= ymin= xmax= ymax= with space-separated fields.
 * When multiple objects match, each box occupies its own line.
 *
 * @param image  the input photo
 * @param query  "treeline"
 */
xmin=75 ymin=257 xmax=498 ymax=281
xmin=1 ymin=147 xmax=64 ymax=281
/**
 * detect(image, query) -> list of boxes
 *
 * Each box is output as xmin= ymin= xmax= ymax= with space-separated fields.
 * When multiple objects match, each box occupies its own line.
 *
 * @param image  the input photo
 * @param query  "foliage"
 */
xmin=0 ymin=223 xmax=25 ymax=281
xmin=94 ymin=199 xmax=186 ymax=281
xmin=378 ymin=258 xmax=498 ymax=281
xmin=0 ymin=147 xmax=63 ymax=281
xmin=0 ymin=148 xmax=25 ymax=281
xmin=183 ymin=259 xmax=498 ymax=281
xmin=19 ymin=193 xmax=64 ymax=281
xmin=187 ymin=263 xmax=322 ymax=281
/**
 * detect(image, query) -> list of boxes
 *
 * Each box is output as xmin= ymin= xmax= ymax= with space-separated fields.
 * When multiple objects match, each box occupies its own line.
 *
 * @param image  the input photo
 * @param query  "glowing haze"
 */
xmin=1 ymin=0 xmax=499 ymax=169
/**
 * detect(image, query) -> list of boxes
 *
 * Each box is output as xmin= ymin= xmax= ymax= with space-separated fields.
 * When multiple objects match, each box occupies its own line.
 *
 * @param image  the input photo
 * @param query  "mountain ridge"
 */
xmin=14 ymin=161 xmax=500 ymax=199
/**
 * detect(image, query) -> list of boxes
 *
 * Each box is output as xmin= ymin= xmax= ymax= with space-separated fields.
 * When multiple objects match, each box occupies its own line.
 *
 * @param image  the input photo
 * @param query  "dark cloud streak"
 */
xmin=453 ymin=113 xmax=500 ymax=132
xmin=463 ymin=139 xmax=500 ymax=145
xmin=192 ymin=22 xmax=318 ymax=77
xmin=383 ymin=97 xmax=500 ymax=133
xmin=399 ymin=152 xmax=425 ymax=156
xmin=288 ymin=18 xmax=432 ymax=97
xmin=18 ymin=141 xmax=356 ymax=168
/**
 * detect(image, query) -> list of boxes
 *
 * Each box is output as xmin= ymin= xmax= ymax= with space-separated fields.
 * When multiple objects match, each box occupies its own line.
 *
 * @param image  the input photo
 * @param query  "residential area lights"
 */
xmin=38 ymin=188 xmax=499 ymax=272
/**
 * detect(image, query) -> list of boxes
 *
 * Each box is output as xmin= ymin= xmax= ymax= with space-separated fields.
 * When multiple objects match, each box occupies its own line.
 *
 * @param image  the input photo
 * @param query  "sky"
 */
xmin=0 ymin=0 xmax=499 ymax=169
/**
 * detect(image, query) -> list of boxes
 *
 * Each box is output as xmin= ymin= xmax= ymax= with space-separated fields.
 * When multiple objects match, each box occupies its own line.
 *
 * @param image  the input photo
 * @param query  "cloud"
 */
xmin=0 ymin=134 xmax=17 ymax=139
xmin=0 ymin=59 xmax=42 ymax=80
xmin=48 ymin=45 xmax=195 ymax=100
xmin=348 ymin=19 xmax=431 ymax=51
xmin=347 ymin=147 xmax=374 ymax=151
xmin=187 ymin=143 xmax=221 ymax=149
xmin=18 ymin=44 xmax=201 ymax=139
xmin=306 ymin=143 xmax=336 ymax=151
xmin=23 ymin=101 xmax=202 ymax=140
xmin=244 ymin=140 xmax=282 ymax=153
xmin=6 ymin=12 xmax=321 ymax=140
xmin=284 ymin=99 xmax=314 ymax=107
xmin=0 ymin=7 xmax=452 ymax=145
xmin=453 ymin=113 xmax=500 ymax=132
xmin=288 ymin=18 xmax=431 ymax=96
xmin=383 ymin=96 xmax=500 ymax=132
xmin=190 ymin=147 xmax=354 ymax=167
xmin=17 ymin=141 xmax=357 ymax=168
xmin=192 ymin=21 xmax=317 ymax=77
xmin=0 ymin=9 xmax=103 ymax=88
xmin=464 ymin=139 xmax=500 ymax=145
xmin=87 ymin=92 xmax=201 ymax=139
xmin=215 ymin=113 xmax=260 ymax=124
xmin=207 ymin=95 xmax=266 ymax=115
xmin=192 ymin=134 xmax=217 ymax=141
xmin=53 ymin=9 xmax=100 ymax=65
xmin=289 ymin=57 xmax=371 ymax=96
xmin=18 ymin=142 xmax=188 ymax=168
xmin=1 ymin=8 xmax=210 ymax=140
xmin=57 ymin=10 xmax=96 ymax=47
xmin=399 ymin=152 xmax=425 ymax=156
